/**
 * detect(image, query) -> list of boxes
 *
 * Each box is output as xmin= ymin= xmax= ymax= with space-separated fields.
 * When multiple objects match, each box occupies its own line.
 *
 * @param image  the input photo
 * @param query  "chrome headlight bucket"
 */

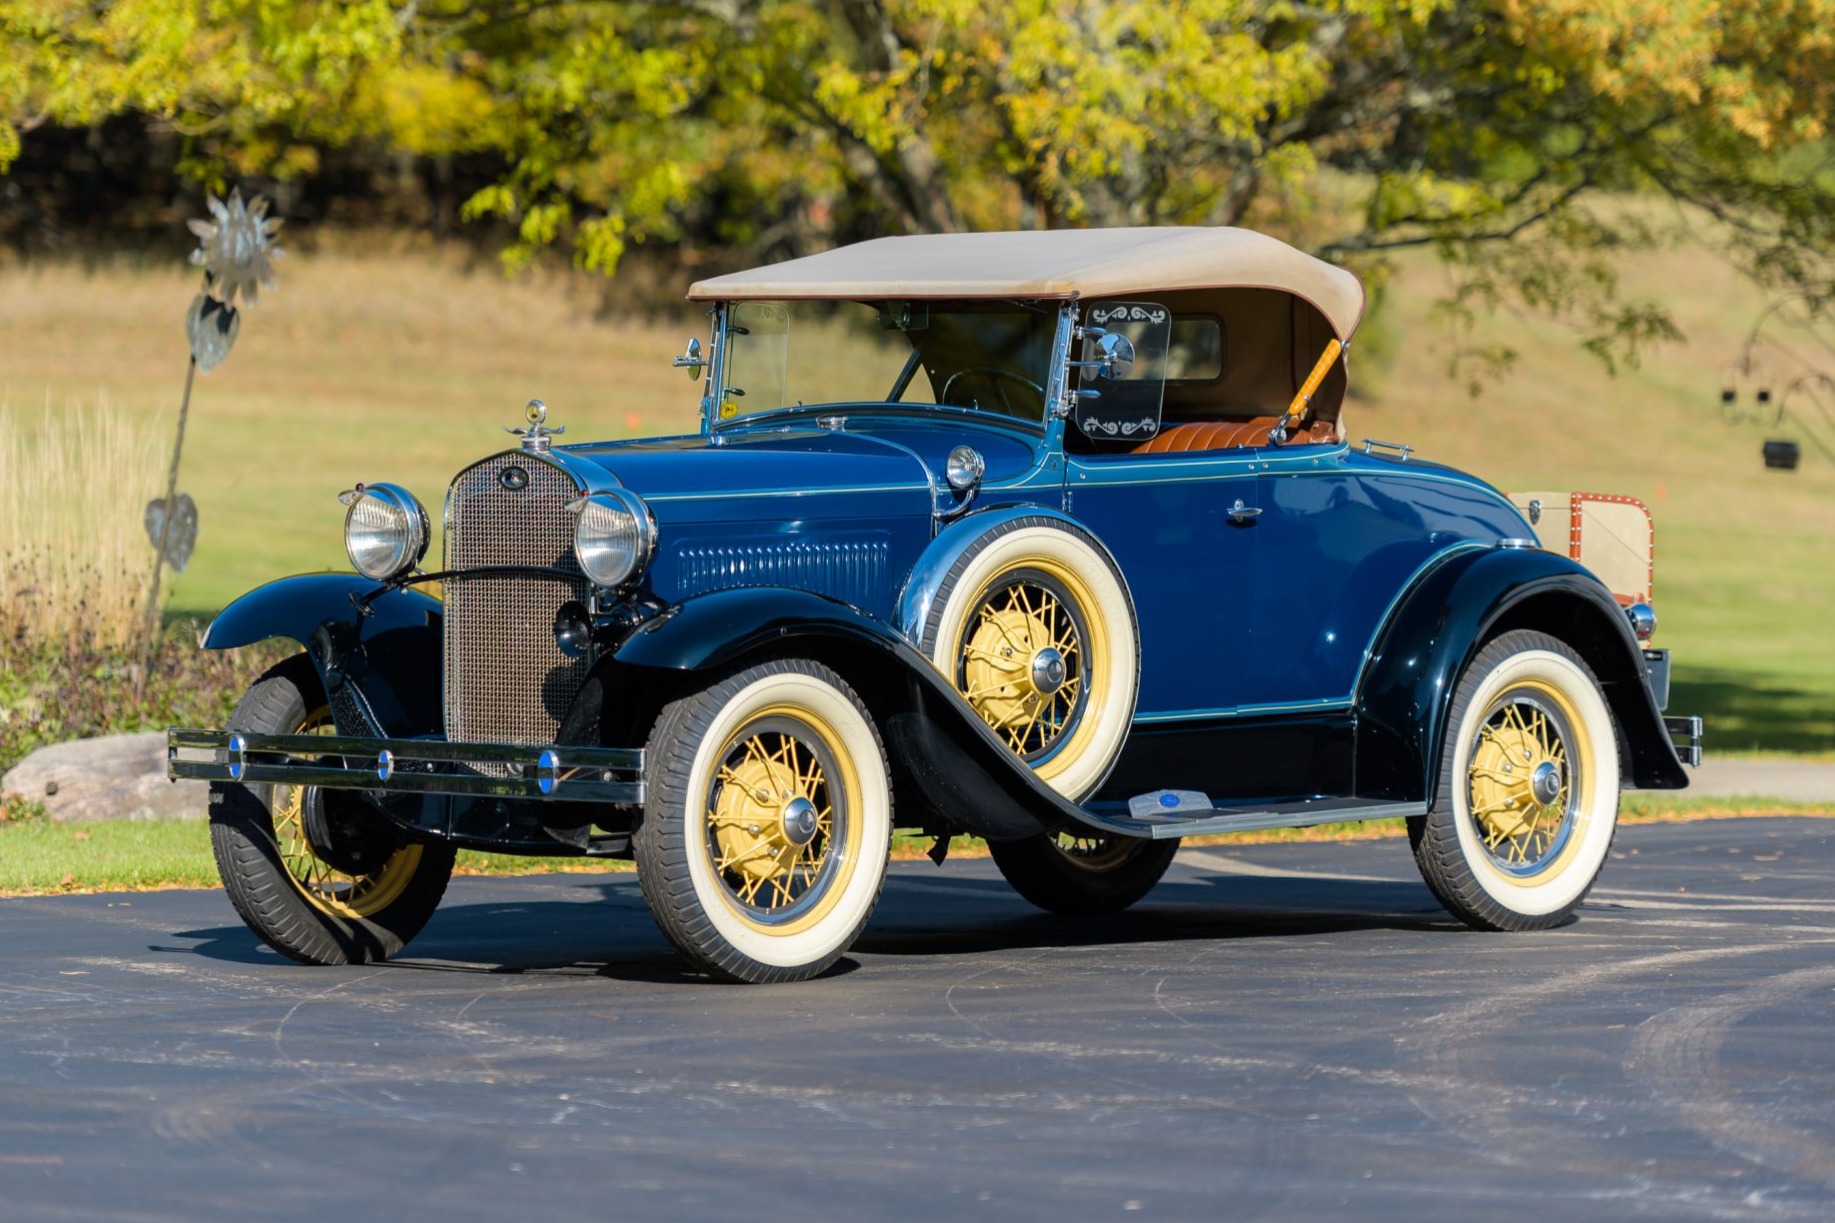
xmin=339 ymin=482 xmax=430 ymax=582
xmin=569 ymin=489 xmax=657 ymax=589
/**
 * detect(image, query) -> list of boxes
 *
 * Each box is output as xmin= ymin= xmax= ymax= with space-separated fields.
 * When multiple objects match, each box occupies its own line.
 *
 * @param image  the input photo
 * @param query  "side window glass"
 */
xmin=720 ymin=302 xmax=789 ymax=418
xmin=1074 ymin=301 xmax=1170 ymax=443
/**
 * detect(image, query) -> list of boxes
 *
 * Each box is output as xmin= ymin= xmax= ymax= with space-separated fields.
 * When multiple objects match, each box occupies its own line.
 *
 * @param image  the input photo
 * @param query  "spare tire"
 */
xmin=917 ymin=515 xmax=1137 ymax=801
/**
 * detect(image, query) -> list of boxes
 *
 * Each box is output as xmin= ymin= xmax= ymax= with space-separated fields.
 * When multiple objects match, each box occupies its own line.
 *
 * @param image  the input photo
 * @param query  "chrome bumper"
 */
xmin=167 ymin=729 xmax=644 ymax=804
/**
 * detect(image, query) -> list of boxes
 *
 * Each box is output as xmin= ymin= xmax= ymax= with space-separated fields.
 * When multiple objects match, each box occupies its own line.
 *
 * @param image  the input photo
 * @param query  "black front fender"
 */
xmin=1356 ymin=547 xmax=1687 ymax=805
xmin=606 ymin=587 xmax=1089 ymax=840
xmin=204 ymin=574 xmax=443 ymax=739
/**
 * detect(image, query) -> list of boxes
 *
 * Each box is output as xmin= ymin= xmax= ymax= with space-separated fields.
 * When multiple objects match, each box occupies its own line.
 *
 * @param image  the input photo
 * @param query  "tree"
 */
xmin=6 ymin=0 xmax=1835 ymax=372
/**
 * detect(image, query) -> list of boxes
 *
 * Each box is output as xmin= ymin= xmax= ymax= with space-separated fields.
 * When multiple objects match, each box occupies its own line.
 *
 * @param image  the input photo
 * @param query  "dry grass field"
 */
xmin=0 ymin=227 xmax=1830 ymax=752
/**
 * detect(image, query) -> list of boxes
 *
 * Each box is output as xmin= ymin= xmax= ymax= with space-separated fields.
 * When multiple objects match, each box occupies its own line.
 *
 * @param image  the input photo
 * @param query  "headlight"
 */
xmin=338 ymin=483 xmax=430 ymax=582
xmin=570 ymin=489 xmax=656 ymax=588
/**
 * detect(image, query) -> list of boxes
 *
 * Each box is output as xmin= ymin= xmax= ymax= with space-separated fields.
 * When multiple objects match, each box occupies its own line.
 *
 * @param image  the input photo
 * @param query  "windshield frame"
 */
xmin=701 ymin=299 xmax=1072 ymax=435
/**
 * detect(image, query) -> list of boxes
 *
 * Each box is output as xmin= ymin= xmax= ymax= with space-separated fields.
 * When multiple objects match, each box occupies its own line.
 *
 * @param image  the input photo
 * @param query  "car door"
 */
xmin=1065 ymin=449 xmax=1261 ymax=721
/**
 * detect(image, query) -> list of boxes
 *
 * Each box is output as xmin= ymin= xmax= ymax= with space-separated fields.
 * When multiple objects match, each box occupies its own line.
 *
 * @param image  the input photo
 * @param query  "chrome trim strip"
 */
xmin=168 ymin=729 xmax=644 ymax=804
xmin=644 ymin=482 xmax=923 ymax=503
xmin=1131 ymin=696 xmax=1353 ymax=724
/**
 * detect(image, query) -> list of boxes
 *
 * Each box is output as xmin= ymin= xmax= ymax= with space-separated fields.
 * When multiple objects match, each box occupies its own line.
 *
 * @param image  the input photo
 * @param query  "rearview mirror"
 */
xmin=672 ymin=336 xmax=706 ymax=380
xmin=1091 ymin=330 xmax=1135 ymax=380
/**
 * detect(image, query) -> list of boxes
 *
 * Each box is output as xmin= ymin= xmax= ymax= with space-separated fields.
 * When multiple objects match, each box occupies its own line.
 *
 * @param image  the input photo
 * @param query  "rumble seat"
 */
xmin=1131 ymin=416 xmax=1339 ymax=454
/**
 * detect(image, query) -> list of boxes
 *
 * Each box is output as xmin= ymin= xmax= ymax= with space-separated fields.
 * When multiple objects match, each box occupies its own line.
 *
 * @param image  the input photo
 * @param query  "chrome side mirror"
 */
xmin=1093 ymin=330 xmax=1135 ymax=379
xmin=672 ymin=336 xmax=706 ymax=380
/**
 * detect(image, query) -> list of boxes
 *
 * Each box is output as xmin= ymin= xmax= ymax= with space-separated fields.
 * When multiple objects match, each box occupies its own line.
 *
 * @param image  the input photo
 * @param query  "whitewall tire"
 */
xmin=919 ymin=517 xmax=1138 ymax=801
xmin=635 ymin=659 xmax=892 ymax=983
xmin=1410 ymin=630 xmax=1621 ymax=930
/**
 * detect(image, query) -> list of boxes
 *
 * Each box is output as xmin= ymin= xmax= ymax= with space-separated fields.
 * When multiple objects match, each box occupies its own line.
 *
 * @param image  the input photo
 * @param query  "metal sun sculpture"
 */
xmin=184 ymin=190 xmax=284 ymax=375
xmin=136 ymin=190 xmax=285 ymax=694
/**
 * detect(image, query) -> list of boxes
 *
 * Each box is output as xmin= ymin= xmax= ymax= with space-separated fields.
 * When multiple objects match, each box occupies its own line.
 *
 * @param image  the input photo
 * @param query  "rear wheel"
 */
xmin=634 ymin=659 xmax=892 ymax=983
xmin=1409 ymin=630 xmax=1620 ymax=931
xmin=208 ymin=655 xmax=454 ymax=964
xmin=988 ymin=830 xmax=1178 ymax=914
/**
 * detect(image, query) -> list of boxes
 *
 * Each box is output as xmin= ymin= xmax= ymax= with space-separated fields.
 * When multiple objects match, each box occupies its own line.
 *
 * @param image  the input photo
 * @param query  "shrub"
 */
xmin=0 ymin=401 xmax=288 ymax=775
xmin=0 ymin=621 xmax=288 ymax=775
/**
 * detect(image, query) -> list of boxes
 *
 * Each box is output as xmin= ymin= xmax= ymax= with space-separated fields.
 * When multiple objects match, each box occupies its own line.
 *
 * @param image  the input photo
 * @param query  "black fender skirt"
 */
xmin=1355 ymin=547 xmax=1689 ymax=803
xmin=610 ymin=587 xmax=1093 ymax=841
xmin=204 ymin=574 xmax=443 ymax=740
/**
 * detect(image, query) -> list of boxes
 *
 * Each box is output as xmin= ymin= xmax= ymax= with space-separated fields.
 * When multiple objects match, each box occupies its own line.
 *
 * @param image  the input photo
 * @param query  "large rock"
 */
xmin=1 ymin=732 xmax=209 ymax=823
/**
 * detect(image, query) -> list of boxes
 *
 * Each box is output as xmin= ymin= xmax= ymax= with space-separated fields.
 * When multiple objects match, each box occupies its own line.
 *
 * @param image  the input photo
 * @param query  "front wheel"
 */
xmin=989 ymin=830 xmax=1179 ymax=914
xmin=1409 ymin=630 xmax=1621 ymax=931
xmin=634 ymin=659 xmax=892 ymax=983
xmin=208 ymin=655 xmax=455 ymax=965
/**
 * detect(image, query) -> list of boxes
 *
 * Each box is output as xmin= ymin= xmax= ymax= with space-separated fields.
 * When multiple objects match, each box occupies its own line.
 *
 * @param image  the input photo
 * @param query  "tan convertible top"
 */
xmin=688 ymin=226 xmax=1365 ymax=340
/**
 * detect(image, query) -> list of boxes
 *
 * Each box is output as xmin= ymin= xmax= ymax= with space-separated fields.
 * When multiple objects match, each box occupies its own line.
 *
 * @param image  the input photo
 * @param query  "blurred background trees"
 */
xmin=5 ymin=1 xmax=1834 ymax=368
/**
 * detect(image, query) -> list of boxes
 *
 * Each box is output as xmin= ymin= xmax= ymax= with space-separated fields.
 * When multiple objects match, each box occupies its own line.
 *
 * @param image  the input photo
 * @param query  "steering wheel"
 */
xmin=939 ymin=366 xmax=1046 ymax=416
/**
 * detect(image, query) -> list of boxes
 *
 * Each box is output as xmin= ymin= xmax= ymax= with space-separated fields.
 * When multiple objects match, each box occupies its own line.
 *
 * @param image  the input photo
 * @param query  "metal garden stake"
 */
xmin=136 ymin=190 xmax=283 ymax=698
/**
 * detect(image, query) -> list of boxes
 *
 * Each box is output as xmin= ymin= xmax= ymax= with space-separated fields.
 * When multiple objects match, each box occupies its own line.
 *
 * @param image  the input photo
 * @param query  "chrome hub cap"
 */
xmin=1530 ymin=760 xmax=1563 ymax=806
xmin=780 ymin=795 xmax=820 ymax=848
xmin=1030 ymin=647 xmax=1068 ymax=696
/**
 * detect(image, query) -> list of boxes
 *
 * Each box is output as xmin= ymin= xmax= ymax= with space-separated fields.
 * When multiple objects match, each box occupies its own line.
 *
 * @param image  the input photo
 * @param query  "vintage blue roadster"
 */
xmin=169 ymin=227 xmax=1700 ymax=982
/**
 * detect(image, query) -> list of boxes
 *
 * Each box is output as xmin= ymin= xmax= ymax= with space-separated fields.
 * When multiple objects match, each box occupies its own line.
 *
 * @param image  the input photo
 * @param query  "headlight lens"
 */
xmin=570 ymin=489 xmax=656 ymax=588
xmin=339 ymin=483 xmax=430 ymax=582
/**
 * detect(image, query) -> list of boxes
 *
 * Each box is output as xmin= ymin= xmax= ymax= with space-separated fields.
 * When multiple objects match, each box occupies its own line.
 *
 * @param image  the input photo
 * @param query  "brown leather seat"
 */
xmin=1130 ymin=415 xmax=1338 ymax=454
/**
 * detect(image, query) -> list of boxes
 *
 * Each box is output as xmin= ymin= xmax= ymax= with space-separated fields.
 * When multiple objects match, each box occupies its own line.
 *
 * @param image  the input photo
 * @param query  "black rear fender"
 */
xmin=1356 ymin=548 xmax=1686 ymax=805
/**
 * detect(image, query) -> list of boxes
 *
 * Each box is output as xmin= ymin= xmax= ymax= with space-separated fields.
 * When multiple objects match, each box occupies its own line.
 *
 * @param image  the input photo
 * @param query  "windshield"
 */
xmin=716 ymin=299 xmax=1057 ymax=426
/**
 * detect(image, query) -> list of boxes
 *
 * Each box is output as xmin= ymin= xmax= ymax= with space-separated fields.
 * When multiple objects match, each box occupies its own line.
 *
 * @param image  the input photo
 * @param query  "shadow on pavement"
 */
xmin=162 ymin=865 xmax=1460 ymax=978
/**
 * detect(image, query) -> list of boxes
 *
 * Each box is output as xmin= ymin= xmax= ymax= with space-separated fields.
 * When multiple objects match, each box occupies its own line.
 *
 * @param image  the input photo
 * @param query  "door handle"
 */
xmin=1228 ymin=499 xmax=1262 ymax=524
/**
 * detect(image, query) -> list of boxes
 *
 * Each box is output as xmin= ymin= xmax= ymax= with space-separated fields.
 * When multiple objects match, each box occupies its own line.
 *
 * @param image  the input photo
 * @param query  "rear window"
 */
xmin=1165 ymin=316 xmax=1223 ymax=382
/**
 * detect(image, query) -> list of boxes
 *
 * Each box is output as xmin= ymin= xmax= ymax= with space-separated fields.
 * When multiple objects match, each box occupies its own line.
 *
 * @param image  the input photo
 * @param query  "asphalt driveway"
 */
xmin=1 ymin=817 xmax=1831 ymax=1221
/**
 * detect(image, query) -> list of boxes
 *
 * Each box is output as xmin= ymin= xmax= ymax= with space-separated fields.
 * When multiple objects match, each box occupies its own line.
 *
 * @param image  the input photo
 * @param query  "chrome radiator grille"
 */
xmin=443 ymin=453 xmax=590 ymax=751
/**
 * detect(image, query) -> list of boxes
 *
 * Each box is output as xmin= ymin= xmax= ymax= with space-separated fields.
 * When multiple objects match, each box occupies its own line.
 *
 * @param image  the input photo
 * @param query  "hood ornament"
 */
xmin=506 ymin=398 xmax=565 ymax=452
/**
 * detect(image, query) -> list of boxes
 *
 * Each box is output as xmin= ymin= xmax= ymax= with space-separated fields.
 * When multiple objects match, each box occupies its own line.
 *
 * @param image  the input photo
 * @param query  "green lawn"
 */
xmin=1 ymin=229 xmax=1831 ymax=752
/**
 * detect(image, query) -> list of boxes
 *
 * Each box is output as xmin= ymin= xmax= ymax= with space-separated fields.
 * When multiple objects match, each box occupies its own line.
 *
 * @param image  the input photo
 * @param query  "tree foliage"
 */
xmin=6 ymin=1 xmax=1835 ymax=370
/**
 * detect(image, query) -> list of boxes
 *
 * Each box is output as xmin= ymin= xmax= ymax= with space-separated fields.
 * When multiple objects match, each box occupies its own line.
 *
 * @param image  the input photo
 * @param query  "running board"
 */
xmin=1075 ymin=793 xmax=1428 ymax=840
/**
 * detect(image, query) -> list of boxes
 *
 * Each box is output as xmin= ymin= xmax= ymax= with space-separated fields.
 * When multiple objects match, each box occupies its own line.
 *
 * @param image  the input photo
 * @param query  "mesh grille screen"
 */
xmin=443 ymin=453 xmax=590 ymax=753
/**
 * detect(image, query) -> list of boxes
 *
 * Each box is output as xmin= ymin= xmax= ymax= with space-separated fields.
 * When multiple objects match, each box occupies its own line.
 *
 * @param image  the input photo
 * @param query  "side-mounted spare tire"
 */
xmin=916 ymin=515 xmax=1139 ymax=802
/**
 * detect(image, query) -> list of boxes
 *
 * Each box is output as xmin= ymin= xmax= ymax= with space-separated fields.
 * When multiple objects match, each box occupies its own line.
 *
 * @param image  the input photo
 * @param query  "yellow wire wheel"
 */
xmin=636 ymin=659 xmax=892 ymax=983
xmin=268 ymin=708 xmax=426 ymax=921
xmin=1411 ymin=629 xmax=1620 ymax=930
xmin=702 ymin=707 xmax=856 ymax=933
xmin=923 ymin=519 xmax=1138 ymax=801
xmin=208 ymin=654 xmax=454 ymax=965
